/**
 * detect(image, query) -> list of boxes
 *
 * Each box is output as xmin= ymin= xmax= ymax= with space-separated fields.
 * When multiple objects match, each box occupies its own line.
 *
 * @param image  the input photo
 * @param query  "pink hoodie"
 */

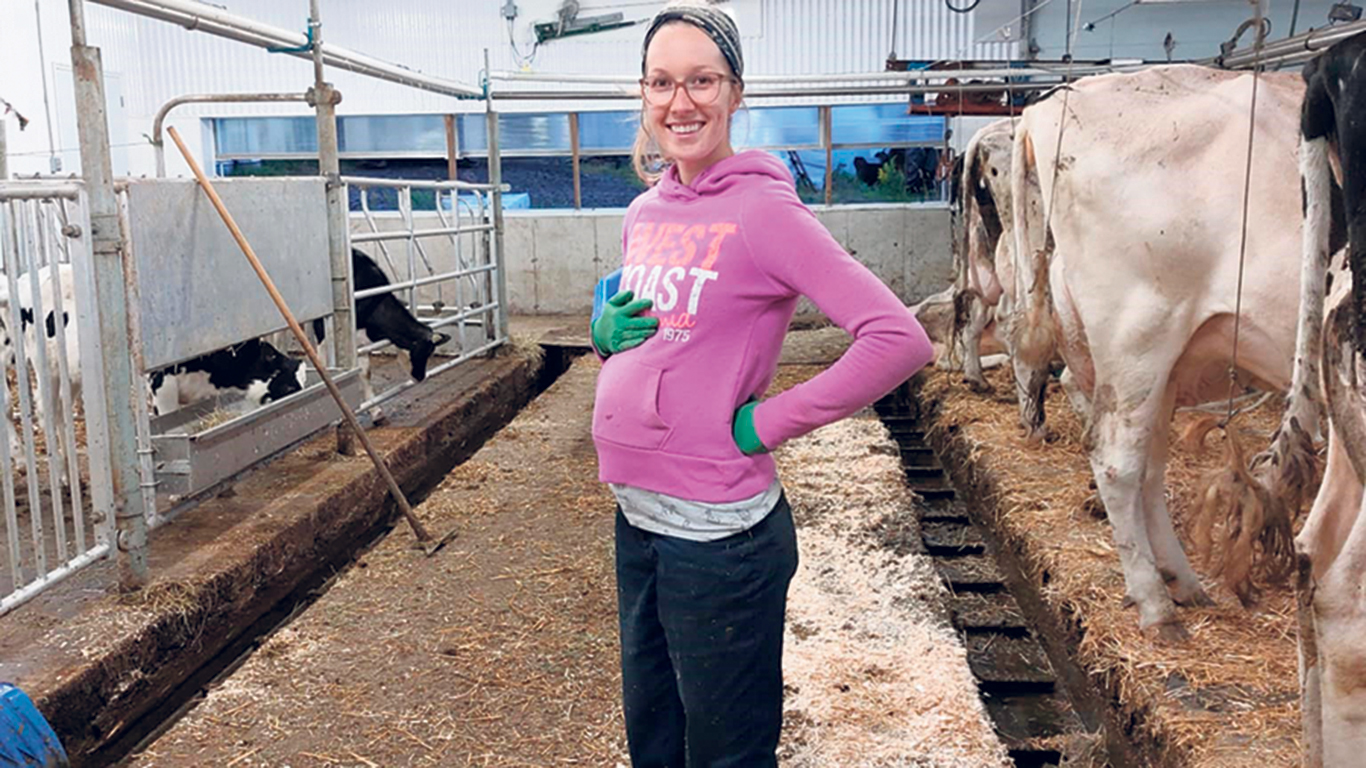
xmin=592 ymin=150 xmax=933 ymax=503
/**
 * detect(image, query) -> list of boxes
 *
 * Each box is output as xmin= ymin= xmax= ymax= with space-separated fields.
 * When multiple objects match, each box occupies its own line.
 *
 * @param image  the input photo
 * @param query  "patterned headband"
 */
xmin=641 ymin=4 xmax=744 ymax=82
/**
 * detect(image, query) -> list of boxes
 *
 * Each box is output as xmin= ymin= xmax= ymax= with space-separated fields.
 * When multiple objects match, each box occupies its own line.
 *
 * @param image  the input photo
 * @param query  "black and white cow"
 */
xmin=1288 ymin=30 xmax=1366 ymax=765
xmin=150 ymin=339 xmax=305 ymax=416
xmin=2 ymin=264 xmax=82 ymax=468
xmin=312 ymin=249 xmax=452 ymax=407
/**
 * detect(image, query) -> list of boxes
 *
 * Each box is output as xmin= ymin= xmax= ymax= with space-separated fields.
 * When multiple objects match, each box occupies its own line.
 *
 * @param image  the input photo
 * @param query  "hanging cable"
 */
xmin=945 ymin=0 xmax=983 ymax=14
xmin=1080 ymin=1 xmax=1138 ymax=32
xmin=1223 ymin=1 xmax=1266 ymax=426
xmin=508 ymin=18 xmax=541 ymax=68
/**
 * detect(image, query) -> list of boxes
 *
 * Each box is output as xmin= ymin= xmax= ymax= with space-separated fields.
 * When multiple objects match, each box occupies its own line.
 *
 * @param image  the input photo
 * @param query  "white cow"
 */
xmin=1006 ymin=65 xmax=1319 ymax=639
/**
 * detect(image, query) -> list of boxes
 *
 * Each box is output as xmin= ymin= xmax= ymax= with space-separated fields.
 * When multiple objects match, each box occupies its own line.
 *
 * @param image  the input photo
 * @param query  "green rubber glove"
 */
xmin=732 ymin=399 xmax=769 ymax=455
xmin=592 ymin=290 xmax=658 ymax=355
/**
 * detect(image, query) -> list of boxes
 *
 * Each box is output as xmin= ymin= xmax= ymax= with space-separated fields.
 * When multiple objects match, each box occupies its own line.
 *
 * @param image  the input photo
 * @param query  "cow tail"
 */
xmin=948 ymin=135 xmax=982 ymax=372
xmin=1191 ymin=420 xmax=1297 ymax=608
xmin=1009 ymin=125 xmax=1055 ymax=372
xmin=1192 ymin=131 xmax=1337 ymax=605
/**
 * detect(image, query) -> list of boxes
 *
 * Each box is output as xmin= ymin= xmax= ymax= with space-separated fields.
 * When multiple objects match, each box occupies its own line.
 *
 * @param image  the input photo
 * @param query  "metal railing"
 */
xmin=342 ymin=176 xmax=508 ymax=411
xmin=0 ymin=181 xmax=115 ymax=616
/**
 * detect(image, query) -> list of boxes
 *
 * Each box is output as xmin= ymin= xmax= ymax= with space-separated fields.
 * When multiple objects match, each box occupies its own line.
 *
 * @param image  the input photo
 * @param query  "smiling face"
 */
xmin=642 ymin=22 xmax=742 ymax=185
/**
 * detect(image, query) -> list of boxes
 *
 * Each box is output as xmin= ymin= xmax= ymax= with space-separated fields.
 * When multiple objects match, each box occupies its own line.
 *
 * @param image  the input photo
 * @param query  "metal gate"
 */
xmin=0 ymin=181 xmax=116 ymax=616
xmin=345 ymin=176 xmax=508 ymax=410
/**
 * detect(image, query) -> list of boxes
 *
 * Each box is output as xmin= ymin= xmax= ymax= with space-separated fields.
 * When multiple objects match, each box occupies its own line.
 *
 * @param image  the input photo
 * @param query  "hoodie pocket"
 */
xmin=593 ymin=359 xmax=671 ymax=450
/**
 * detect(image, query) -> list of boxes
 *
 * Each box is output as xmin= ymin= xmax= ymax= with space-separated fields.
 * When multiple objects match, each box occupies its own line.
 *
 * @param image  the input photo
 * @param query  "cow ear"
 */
xmin=19 ymin=308 xmax=32 ymax=329
xmin=45 ymin=311 xmax=57 ymax=338
xmin=433 ymin=332 xmax=452 ymax=346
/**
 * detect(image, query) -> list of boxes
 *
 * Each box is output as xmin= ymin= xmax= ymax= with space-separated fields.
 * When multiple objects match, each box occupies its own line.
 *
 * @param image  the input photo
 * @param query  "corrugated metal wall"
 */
xmin=1028 ymin=0 xmax=1338 ymax=62
xmin=75 ymin=0 xmax=1020 ymax=118
xmin=2 ymin=0 xmax=1022 ymax=175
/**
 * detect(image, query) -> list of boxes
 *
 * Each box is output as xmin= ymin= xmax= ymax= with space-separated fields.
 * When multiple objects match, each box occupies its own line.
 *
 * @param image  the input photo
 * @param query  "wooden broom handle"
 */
xmin=166 ymin=126 xmax=432 ymax=542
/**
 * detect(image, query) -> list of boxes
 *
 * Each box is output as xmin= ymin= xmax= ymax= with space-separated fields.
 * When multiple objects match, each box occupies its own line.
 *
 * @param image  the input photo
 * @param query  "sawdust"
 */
xmin=775 ymin=415 xmax=1010 ymax=768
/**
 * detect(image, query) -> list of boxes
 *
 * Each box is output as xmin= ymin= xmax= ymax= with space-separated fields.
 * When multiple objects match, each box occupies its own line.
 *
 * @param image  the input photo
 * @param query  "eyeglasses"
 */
xmin=639 ymin=71 xmax=735 ymax=106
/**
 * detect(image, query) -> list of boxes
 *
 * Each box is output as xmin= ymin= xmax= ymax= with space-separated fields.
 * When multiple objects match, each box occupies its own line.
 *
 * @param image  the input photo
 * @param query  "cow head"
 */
xmin=408 ymin=331 xmax=452 ymax=382
xmin=254 ymin=343 xmax=306 ymax=406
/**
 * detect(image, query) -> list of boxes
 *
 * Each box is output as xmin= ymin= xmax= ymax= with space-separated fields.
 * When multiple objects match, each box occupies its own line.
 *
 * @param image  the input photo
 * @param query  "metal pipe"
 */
xmin=151 ymin=92 xmax=308 ymax=177
xmin=306 ymin=0 xmax=357 ymax=457
xmin=0 ymin=182 xmax=85 ymax=200
xmin=6 ymin=202 xmax=49 ymax=580
xmin=487 ymin=66 xmax=1118 ymax=84
xmin=485 ymin=49 xmax=509 ymax=346
xmin=488 ymin=80 xmax=1070 ymax=101
xmin=339 ymin=175 xmax=505 ymax=192
xmin=353 ymin=263 xmax=496 ymax=300
xmin=350 ymin=224 xmax=495 ymax=244
xmin=88 ymin=0 xmax=483 ymax=98
xmin=0 ymin=544 xmax=112 ymax=617
xmin=1214 ymin=21 xmax=1366 ymax=69
xmin=69 ymin=0 xmax=148 ymax=591
xmin=0 ymin=120 xmax=7 ymax=180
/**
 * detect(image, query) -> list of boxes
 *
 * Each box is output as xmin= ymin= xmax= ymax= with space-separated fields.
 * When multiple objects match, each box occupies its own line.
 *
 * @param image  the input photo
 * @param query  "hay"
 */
xmin=196 ymin=408 xmax=239 ymax=432
xmin=921 ymin=367 xmax=1301 ymax=767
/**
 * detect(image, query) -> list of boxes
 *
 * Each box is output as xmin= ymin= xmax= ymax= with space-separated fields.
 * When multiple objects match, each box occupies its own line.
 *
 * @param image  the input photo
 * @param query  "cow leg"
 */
xmin=1141 ymin=386 xmax=1213 ymax=607
xmin=1088 ymin=380 xmax=1183 ymax=638
xmin=1297 ymin=423 xmax=1359 ymax=768
xmin=1059 ymin=367 xmax=1091 ymax=427
xmin=359 ymin=354 xmax=385 ymax=424
xmin=1314 ymin=483 xmax=1366 ymax=766
xmin=959 ymin=294 xmax=992 ymax=391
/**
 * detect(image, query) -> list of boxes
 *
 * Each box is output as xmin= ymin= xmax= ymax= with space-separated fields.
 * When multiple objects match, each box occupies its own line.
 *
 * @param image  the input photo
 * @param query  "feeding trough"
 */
xmin=149 ymin=366 xmax=363 ymax=499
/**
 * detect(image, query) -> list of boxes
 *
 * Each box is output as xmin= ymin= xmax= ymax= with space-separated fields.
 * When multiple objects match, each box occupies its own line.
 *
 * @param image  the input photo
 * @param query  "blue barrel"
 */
xmin=0 ymin=683 xmax=69 ymax=768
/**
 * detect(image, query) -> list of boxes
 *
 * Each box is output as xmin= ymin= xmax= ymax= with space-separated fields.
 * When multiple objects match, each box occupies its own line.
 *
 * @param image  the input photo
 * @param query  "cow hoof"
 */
xmin=369 ymin=408 xmax=388 ymax=425
xmin=1147 ymin=620 xmax=1190 ymax=644
xmin=1082 ymin=492 xmax=1106 ymax=520
xmin=1121 ymin=594 xmax=1135 ymax=609
xmin=1173 ymin=586 xmax=1216 ymax=608
xmin=1163 ymin=576 xmax=1218 ymax=606
xmin=965 ymin=378 xmax=994 ymax=394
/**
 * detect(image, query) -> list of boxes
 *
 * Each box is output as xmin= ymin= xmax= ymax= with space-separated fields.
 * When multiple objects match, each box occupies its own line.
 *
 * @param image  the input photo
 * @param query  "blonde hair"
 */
xmin=631 ymin=112 xmax=669 ymax=186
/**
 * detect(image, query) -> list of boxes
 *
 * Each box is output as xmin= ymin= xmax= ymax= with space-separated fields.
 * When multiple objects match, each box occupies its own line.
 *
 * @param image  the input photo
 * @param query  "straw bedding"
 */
xmin=921 ymin=367 xmax=1303 ymax=767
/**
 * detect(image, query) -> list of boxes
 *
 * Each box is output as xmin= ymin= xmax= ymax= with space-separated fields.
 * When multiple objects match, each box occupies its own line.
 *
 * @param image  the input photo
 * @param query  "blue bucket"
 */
xmin=0 ymin=684 xmax=69 ymax=768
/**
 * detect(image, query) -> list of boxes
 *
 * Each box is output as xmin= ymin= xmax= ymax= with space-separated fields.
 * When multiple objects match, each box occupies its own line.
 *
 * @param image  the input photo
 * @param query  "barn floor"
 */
xmin=125 ymin=328 xmax=1008 ymax=768
xmin=0 ymin=344 xmax=542 ymax=765
xmin=918 ymin=367 xmax=1303 ymax=768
